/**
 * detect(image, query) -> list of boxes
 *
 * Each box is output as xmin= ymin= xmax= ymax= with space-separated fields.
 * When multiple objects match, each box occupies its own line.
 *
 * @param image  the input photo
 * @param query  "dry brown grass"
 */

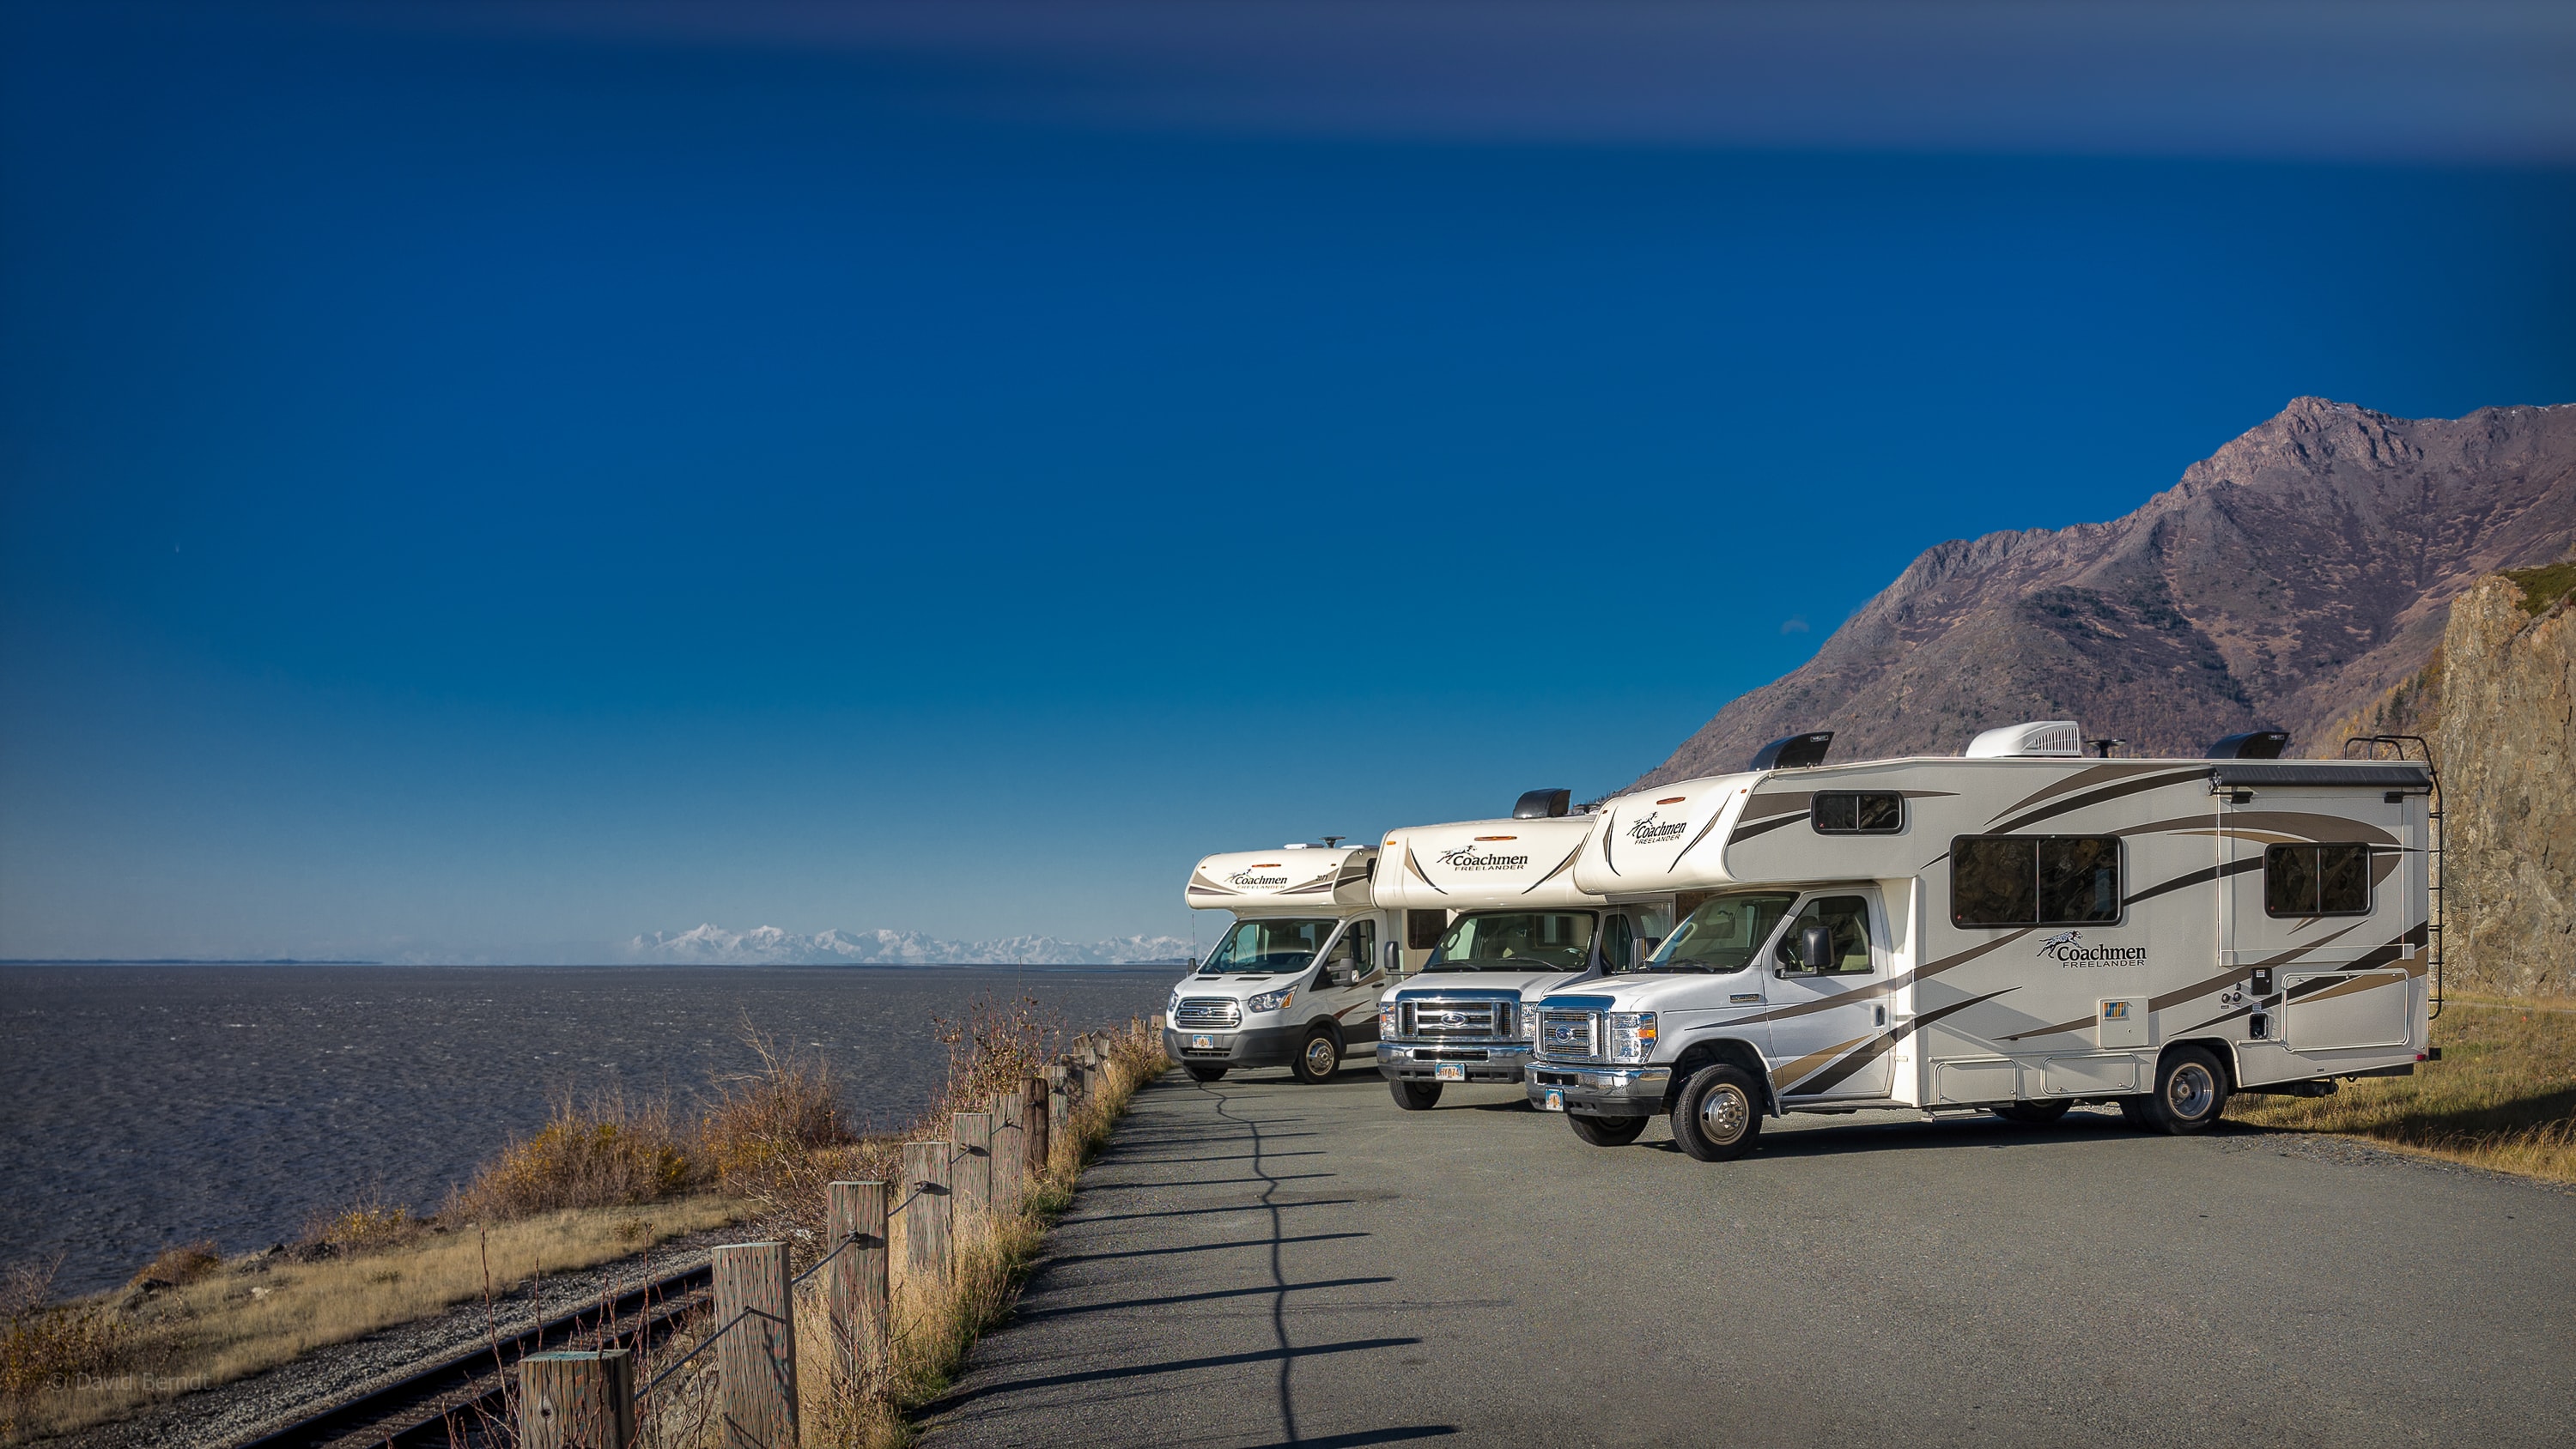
xmin=2227 ymin=995 xmax=2576 ymax=1182
xmin=125 ymin=1242 xmax=222 ymax=1290
xmin=447 ymin=1088 xmax=701 ymax=1221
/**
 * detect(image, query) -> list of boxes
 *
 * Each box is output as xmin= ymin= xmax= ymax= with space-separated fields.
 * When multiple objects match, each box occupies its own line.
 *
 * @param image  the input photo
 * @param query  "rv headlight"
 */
xmin=1247 ymin=987 xmax=1295 ymax=1014
xmin=1518 ymin=1003 xmax=1536 ymax=1040
xmin=1379 ymin=1001 xmax=1398 ymax=1039
xmin=1607 ymin=1011 xmax=1658 ymax=1064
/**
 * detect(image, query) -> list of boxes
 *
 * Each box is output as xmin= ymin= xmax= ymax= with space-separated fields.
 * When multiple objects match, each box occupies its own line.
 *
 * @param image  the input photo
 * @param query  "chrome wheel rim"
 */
xmin=1698 ymin=1083 xmax=1749 ymax=1142
xmin=2168 ymin=1064 xmax=2215 ymax=1119
xmin=1304 ymin=1038 xmax=1336 ymax=1076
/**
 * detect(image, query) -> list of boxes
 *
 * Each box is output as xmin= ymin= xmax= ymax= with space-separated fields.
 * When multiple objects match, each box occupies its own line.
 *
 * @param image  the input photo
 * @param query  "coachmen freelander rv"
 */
xmin=1372 ymin=789 xmax=1674 ymax=1110
xmin=1531 ymin=722 xmax=2436 ymax=1161
xmin=1169 ymin=843 xmax=1394 ymax=1083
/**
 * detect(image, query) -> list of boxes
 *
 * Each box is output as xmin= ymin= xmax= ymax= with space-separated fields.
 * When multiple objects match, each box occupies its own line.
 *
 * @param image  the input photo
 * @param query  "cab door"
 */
xmin=1317 ymin=918 xmax=1386 ymax=1048
xmin=1762 ymin=891 xmax=1893 ymax=1101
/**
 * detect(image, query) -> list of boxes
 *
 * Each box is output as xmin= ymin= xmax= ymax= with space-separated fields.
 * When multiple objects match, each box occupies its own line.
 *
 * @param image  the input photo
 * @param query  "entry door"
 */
xmin=1763 ymin=892 xmax=1893 ymax=1101
xmin=1318 ymin=919 xmax=1385 ymax=1046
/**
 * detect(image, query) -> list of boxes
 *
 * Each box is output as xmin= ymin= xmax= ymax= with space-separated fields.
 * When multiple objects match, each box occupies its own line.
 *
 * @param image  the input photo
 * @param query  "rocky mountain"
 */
xmin=624 ymin=923 xmax=1195 ymax=967
xmin=1643 ymin=397 xmax=2576 ymax=784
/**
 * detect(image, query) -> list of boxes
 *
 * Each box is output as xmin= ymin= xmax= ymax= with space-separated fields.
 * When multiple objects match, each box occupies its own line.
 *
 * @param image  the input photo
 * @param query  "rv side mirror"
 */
xmin=1382 ymin=941 xmax=1401 ymax=977
xmin=1799 ymin=925 xmax=1833 ymax=972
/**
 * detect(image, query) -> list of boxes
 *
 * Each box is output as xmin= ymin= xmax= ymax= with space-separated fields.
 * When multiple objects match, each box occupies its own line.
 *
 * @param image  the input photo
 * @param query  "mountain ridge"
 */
xmin=1643 ymin=397 xmax=2576 ymax=785
xmin=625 ymin=923 xmax=1196 ymax=967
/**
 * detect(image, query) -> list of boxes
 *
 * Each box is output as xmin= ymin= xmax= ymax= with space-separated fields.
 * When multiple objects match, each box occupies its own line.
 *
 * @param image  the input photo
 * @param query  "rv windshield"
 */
xmin=1199 ymin=918 xmax=1336 ymax=975
xmin=1642 ymin=892 xmax=1797 ymax=973
xmin=1424 ymin=911 xmax=1596 ymax=973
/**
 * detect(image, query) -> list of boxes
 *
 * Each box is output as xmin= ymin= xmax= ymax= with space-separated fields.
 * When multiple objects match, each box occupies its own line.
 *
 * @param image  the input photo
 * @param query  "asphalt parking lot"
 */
xmin=924 ymin=1064 xmax=2576 ymax=1448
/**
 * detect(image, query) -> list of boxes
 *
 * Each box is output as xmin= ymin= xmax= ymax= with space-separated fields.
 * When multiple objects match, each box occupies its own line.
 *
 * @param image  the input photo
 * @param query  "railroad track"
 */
xmin=234 ymin=1260 xmax=715 ymax=1449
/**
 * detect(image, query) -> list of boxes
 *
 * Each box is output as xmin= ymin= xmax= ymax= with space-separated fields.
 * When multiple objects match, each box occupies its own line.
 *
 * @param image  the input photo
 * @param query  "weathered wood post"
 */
xmin=952 ymin=1110 xmax=993 ymax=1227
xmin=1046 ymin=1064 xmax=1070 ymax=1131
xmin=992 ymin=1090 xmax=1024 ymax=1213
xmin=901 ymin=1141 xmax=953 ymax=1288
xmin=519 ymin=1349 xmax=635 ymax=1449
xmin=1024 ymin=1075 xmax=1051 ymax=1179
xmin=713 ymin=1241 xmax=798 ymax=1448
xmin=825 ymin=1181 xmax=889 ymax=1389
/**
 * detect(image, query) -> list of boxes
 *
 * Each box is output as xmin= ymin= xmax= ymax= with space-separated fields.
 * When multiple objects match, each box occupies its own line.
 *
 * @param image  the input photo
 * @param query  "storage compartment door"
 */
xmin=2282 ymin=970 xmax=2411 ymax=1052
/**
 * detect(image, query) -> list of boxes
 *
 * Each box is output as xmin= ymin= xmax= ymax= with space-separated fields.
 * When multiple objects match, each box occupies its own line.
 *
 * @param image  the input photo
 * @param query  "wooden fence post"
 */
xmin=1024 ymin=1075 xmax=1051 ymax=1179
xmin=1047 ymin=1064 xmax=1069 ymax=1130
xmin=519 ymin=1349 xmax=635 ymax=1449
xmin=713 ymin=1242 xmax=798 ymax=1449
xmin=825 ymin=1181 xmax=888 ymax=1390
xmin=992 ymin=1091 xmax=1024 ymax=1214
xmin=952 ymin=1111 xmax=993 ymax=1226
xmin=901 ymin=1141 xmax=953 ymax=1288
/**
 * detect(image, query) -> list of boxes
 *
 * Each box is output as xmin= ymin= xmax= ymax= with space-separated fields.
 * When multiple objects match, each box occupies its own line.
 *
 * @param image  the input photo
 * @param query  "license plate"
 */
xmin=1191 ymin=1034 xmax=1214 ymax=1050
xmin=1435 ymin=1064 xmax=1465 ymax=1082
xmin=1542 ymin=1089 xmax=1565 ymax=1112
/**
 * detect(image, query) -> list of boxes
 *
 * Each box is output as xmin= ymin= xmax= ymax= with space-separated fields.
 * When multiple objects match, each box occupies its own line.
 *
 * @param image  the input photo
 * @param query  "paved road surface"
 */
xmin=926 ymin=1065 xmax=2575 ymax=1448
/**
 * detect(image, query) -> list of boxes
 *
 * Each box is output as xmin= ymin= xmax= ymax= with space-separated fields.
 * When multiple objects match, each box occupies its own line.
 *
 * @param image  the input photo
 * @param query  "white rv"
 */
xmin=1528 ymin=722 xmax=2437 ymax=1160
xmin=1371 ymin=789 xmax=1674 ymax=1110
xmin=1168 ymin=843 xmax=1395 ymax=1083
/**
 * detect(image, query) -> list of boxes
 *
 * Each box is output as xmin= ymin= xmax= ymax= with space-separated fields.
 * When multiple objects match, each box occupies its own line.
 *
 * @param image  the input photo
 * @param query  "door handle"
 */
xmin=1875 ymin=1005 xmax=1887 ymax=1027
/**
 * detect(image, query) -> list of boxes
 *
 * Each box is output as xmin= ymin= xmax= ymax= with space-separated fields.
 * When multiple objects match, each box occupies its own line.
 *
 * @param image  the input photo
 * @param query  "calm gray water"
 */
xmin=0 ymin=963 xmax=1176 ymax=1295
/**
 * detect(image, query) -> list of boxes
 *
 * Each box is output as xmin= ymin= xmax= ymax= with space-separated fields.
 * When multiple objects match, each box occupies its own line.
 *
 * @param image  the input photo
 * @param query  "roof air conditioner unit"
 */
xmin=2207 ymin=730 xmax=2289 ymax=760
xmin=1512 ymin=787 xmax=1573 ymax=820
xmin=1747 ymin=732 xmax=1834 ymax=771
xmin=1965 ymin=721 xmax=2084 ymax=759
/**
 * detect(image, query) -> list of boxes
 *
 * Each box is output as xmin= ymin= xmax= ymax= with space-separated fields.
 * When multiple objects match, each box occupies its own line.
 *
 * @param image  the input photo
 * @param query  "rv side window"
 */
xmin=2264 ymin=843 xmax=2372 ymax=917
xmin=1812 ymin=791 xmax=1903 ymax=834
xmin=1406 ymin=910 xmax=1448 ymax=951
xmin=1950 ymin=835 xmax=2123 ymax=927
xmin=1775 ymin=895 xmax=1874 ymax=973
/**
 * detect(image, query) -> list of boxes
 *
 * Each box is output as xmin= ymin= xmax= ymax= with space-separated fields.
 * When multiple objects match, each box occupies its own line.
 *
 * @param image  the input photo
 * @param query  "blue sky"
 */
xmin=3 ymin=2 xmax=2573 ymax=960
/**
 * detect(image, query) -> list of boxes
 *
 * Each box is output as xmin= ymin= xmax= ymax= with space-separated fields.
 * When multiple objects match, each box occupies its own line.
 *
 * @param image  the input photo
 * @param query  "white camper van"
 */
xmin=1372 ymin=789 xmax=1674 ymax=1110
xmin=1168 ymin=843 xmax=1395 ymax=1083
xmin=1529 ymin=723 xmax=2438 ymax=1160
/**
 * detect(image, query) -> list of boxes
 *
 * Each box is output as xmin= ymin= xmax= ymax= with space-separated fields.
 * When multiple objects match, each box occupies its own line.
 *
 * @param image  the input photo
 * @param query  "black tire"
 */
xmin=1568 ymin=1113 xmax=1649 ymax=1147
xmin=1289 ymin=1026 xmax=1340 ymax=1084
xmin=1670 ymin=1063 xmax=1764 ymax=1162
xmin=1992 ymin=1100 xmax=2073 ymax=1125
xmin=1389 ymin=1079 xmax=1443 ymax=1111
xmin=2141 ymin=1046 xmax=2229 ymax=1134
xmin=2117 ymin=1096 xmax=2154 ymax=1128
xmin=1185 ymin=1064 xmax=1228 ymax=1083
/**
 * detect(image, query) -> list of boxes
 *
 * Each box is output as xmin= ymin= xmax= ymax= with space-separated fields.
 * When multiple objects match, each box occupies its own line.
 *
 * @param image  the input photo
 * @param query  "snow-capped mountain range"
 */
xmin=625 ymin=924 xmax=1196 ymax=967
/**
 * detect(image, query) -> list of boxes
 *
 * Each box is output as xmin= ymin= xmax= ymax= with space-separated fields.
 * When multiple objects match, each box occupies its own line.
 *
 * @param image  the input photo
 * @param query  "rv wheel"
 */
xmin=1290 ymin=1026 xmax=1340 ymax=1084
xmin=1568 ymin=1113 xmax=1648 ymax=1147
xmin=2142 ymin=1046 xmax=2229 ymax=1135
xmin=1992 ymin=1101 xmax=2072 ymax=1126
xmin=1670 ymin=1063 xmax=1764 ymax=1162
xmin=1185 ymin=1064 xmax=1228 ymax=1082
xmin=1390 ymin=1080 xmax=1443 ymax=1111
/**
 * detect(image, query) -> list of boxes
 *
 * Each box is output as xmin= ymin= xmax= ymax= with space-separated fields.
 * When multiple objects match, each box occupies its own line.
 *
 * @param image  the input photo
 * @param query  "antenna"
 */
xmin=1321 ymin=836 xmax=1344 ymax=847
xmin=2087 ymin=737 xmax=2125 ymax=758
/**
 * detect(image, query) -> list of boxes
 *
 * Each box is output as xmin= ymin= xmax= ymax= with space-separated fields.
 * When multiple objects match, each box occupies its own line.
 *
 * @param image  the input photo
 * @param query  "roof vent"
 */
xmin=1747 ymin=732 xmax=1834 ymax=771
xmin=1965 ymin=721 xmax=2083 ymax=759
xmin=1512 ymin=787 xmax=1572 ymax=820
xmin=2207 ymin=729 xmax=2289 ymax=760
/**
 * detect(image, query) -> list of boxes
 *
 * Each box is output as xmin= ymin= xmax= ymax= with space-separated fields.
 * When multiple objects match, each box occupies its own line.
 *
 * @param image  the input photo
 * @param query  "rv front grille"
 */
xmin=1397 ymin=998 xmax=1512 ymax=1040
xmin=1537 ymin=1009 xmax=1603 ymax=1064
xmin=1173 ymin=997 xmax=1242 ymax=1030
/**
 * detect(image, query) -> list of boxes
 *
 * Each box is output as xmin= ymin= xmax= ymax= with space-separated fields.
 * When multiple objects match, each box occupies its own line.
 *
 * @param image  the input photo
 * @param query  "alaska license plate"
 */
xmin=1542 ymin=1089 xmax=1566 ymax=1112
xmin=1435 ymin=1064 xmax=1465 ymax=1082
xmin=1191 ymin=1034 xmax=1214 ymax=1051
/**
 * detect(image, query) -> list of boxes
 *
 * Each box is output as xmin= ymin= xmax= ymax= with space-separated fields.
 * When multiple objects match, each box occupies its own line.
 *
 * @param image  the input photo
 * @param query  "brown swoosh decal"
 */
xmin=1770 ymin=1034 xmax=1873 ymax=1091
xmin=1727 ymin=813 xmax=1803 ymax=846
xmin=1520 ymin=840 xmax=1587 ymax=895
xmin=1737 ymin=791 xmax=1814 ymax=824
xmin=1403 ymin=845 xmax=1448 ymax=895
xmin=2122 ymin=856 xmax=2264 ymax=908
xmin=1670 ymin=802 xmax=1735 ymax=864
xmin=1600 ymin=809 xmax=1619 ymax=876
xmin=2285 ymin=970 xmax=2408 ymax=1008
xmin=2000 ymin=925 xmax=2369 ymax=1041
xmin=1989 ymin=768 xmax=2210 ymax=837
xmin=1188 ymin=871 xmax=1240 ymax=897
xmin=1789 ymin=987 xmax=2019 ymax=1097
xmin=1713 ymin=929 xmax=2036 ymax=1030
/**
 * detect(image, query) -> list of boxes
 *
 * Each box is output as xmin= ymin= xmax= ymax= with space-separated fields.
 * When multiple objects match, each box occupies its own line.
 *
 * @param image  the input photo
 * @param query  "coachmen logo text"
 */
xmin=1437 ymin=846 xmax=1530 ymax=870
xmin=1625 ymin=812 xmax=1686 ymax=844
xmin=2036 ymin=931 xmax=2147 ymax=967
xmin=1227 ymin=870 xmax=1291 ymax=887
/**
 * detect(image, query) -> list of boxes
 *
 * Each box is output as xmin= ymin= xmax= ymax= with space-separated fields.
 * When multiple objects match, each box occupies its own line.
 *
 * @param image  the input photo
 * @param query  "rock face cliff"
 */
xmin=2433 ymin=575 xmax=2574 ymax=996
xmin=1643 ymin=398 xmax=2576 ymax=785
